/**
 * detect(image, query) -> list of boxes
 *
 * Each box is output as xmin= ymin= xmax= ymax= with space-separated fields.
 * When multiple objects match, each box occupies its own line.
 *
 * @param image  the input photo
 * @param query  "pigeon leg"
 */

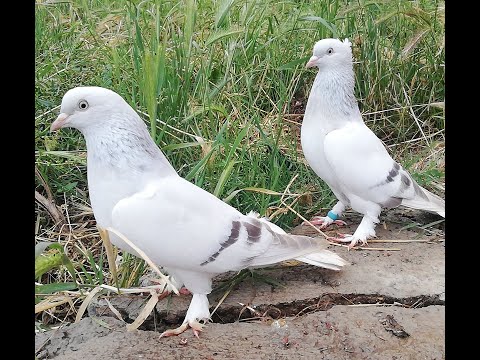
xmin=327 ymin=215 xmax=377 ymax=248
xmin=160 ymin=294 xmax=209 ymax=338
xmin=327 ymin=233 xmax=363 ymax=249
xmin=179 ymin=287 xmax=191 ymax=295
xmin=327 ymin=233 xmax=354 ymax=243
xmin=157 ymin=286 xmax=191 ymax=300
xmin=304 ymin=201 xmax=346 ymax=228
xmin=149 ymin=278 xmax=191 ymax=297
xmin=159 ymin=323 xmax=189 ymax=337
xmin=308 ymin=216 xmax=347 ymax=228
xmin=159 ymin=320 xmax=205 ymax=338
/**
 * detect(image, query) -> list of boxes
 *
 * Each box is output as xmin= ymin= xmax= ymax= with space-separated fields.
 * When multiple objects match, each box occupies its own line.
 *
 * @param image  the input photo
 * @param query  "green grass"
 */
xmin=35 ymin=0 xmax=444 ymax=326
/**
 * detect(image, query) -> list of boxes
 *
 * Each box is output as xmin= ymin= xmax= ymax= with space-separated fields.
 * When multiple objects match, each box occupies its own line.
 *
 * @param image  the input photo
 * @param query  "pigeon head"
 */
xmin=305 ymin=38 xmax=353 ymax=70
xmin=50 ymin=86 xmax=130 ymax=132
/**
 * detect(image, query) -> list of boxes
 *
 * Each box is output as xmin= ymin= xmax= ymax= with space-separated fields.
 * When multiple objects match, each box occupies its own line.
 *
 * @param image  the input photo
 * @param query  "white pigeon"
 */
xmin=301 ymin=38 xmax=445 ymax=248
xmin=50 ymin=86 xmax=348 ymax=337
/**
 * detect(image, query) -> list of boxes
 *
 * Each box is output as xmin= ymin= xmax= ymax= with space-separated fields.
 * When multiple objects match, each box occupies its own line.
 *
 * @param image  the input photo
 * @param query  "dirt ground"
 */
xmin=35 ymin=208 xmax=445 ymax=359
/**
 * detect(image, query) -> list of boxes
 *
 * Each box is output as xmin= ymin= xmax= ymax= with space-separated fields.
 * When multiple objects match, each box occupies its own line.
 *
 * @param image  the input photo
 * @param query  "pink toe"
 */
xmin=179 ymin=287 xmax=191 ymax=296
xmin=309 ymin=219 xmax=326 ymax=226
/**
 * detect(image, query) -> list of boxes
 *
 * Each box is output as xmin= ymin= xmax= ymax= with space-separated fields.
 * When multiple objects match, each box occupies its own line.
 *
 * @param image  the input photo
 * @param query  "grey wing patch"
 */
xmin=376 ymin=163 xmax=429 ymax=208
xmin=396 ymin=169 xmax=428 ymax=200
xmin=400 ymin=173 xmax=411 ymax=187
xmin=243 ymin=218 xmax=262 ymax=245
xmin=387 ymin=163 xmax=401 ymax=182
xmin=200 ymin=219 xmax=264 ymax=266
xmin=372 ymin=162 xmax=401 ymax=188
xmin=200 ymin=218 xmax=323 ymax=268
xmin=200 ymin=220 xmax=241 ymax=266
xmin=371 ymin=162 xmax=402 ymax=207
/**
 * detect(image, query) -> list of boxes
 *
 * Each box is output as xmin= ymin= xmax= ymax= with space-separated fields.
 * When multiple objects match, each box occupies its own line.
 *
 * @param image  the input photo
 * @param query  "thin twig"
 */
xmin=35 ymin=190 xmax=65 ymax=226
xmin=35 ymin=105 xmax=61 ymax=121
xmin=104 ymin=298 xmax=125 ymax=322
xmin=137 ymin=110 xmax=198 ymax=139
xmin=353 ymin=247 xmax=401 ymax=251
xmin=35 ymin=166 xmax=54 ymax=201
xmin=99 ymin=284 xmax=169 ymax=294
xmin=399 ymin=78 xmax=430 ymax=146
xmin=210 ymin=287 xmax=232 ymax=318
xmin=348 ymin=302 xmax=404 ymax=308
xmin=367 ymin=239 xmax=440 ymax=243
xmin=62 ymin=193 xmax=73 ymax=235
xmin=35 ymin=332 xmax=57 ymax=355
xmin=387 ymin=129 xmax=444 ymax=148
xmin=280 ymin=200 xmax=329 ymax=239
xmin=35 ymin=165 xmax=66 ymax=226
xmin=363 ymin=103 xmax=439 ymax=116
xmin=280 ymin=174 xmax=299 ymax=203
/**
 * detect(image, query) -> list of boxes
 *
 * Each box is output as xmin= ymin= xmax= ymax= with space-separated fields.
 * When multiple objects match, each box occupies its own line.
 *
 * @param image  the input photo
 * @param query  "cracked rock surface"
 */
xmin=35 ymin=209 xmax=445 ymax=359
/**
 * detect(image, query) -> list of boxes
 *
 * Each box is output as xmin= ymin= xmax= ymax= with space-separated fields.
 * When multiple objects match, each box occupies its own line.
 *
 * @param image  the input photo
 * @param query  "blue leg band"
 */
xmin=327 ymin=211 xmax=339 ymax=221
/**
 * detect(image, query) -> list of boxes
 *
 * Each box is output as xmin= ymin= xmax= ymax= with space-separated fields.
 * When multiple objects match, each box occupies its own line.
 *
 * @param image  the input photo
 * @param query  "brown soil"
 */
xmin=35 ymin=208 xmax=445 ymax=359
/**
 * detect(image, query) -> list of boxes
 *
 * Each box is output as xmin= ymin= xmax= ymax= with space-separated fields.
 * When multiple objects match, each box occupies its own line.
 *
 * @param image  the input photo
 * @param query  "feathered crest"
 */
xmin=343 ymin=38 xmax=352 ymax=48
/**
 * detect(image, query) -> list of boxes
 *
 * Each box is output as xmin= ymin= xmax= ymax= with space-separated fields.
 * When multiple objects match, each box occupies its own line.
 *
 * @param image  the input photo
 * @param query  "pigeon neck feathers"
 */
xmin=305 ymin=62 xmax=361 ymax=129
xmin=83 ymin=112 xmax=176 ymax=176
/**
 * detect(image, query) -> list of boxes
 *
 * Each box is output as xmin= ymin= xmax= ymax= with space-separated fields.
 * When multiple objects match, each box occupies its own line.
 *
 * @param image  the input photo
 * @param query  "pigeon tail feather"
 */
xmin=296 ymin=251 xmax=349 ymax=271
xmin=401 ymin=186 xmax=445 ymax=218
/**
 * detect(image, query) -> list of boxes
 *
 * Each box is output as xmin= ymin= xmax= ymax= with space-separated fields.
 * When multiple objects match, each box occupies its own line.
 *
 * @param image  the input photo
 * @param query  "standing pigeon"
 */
xmin=301 ymin=38 xmax=445 ymax=248
xmin=50 ymin=86 xmax=348 ymax=337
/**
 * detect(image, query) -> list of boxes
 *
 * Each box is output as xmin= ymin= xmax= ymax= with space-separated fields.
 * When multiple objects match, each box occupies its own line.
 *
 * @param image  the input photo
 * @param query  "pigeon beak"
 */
xmin=305 ymin=56 xmax=319 ymax=68
xmin=50 ymin=113 xmax=70 ymax=132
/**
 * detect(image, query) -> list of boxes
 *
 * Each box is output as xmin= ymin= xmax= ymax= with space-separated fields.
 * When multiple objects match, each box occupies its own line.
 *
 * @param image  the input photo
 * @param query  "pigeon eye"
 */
xmin=327 ymin=48 xmax=334 ymax=55
xmin=78 ymin=100 xmax=89 ymax=110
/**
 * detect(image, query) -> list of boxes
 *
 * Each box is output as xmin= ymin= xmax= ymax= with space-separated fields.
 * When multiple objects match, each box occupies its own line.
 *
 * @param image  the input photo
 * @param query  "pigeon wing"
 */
xmin=110 ymin=176 xmax=334 ymax=274
xmin=323 ymin=122 xmax=430 ymax=208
